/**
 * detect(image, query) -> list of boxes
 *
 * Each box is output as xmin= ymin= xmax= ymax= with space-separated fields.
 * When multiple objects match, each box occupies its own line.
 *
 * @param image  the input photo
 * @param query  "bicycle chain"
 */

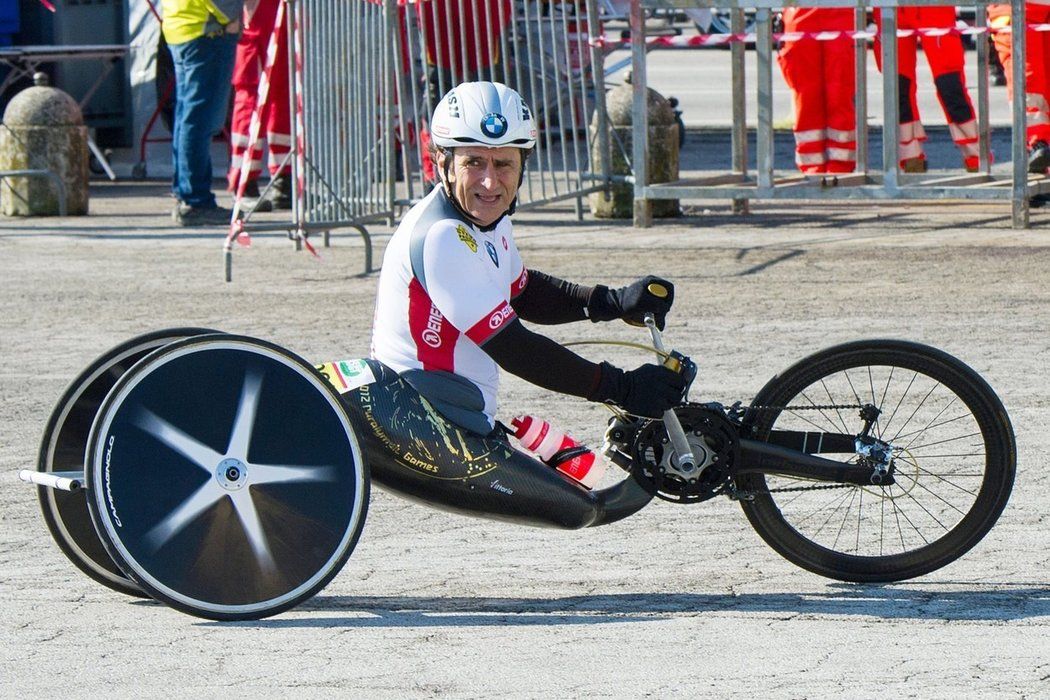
xmin=728 ymin=401 xmax=865 ymax=498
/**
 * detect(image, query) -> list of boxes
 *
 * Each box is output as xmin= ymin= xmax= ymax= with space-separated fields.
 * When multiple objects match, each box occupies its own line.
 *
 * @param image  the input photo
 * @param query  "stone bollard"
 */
xmin=0 ymin=75 xmax=89 ymax=216
xmin=590 ymin=78 xmax=680 ymax=219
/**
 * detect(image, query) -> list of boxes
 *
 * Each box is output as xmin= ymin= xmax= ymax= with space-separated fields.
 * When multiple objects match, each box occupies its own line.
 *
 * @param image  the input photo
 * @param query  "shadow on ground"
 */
xmin=191 ymin=584 xmax=1050 ymax=628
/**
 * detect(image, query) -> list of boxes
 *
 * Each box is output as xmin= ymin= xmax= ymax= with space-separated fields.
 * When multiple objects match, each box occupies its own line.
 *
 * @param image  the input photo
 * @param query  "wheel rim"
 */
xmin=87 ymin=338 xmax=367 ymax=617
xmin=750 ymin=359 xmax=1000 ymax=561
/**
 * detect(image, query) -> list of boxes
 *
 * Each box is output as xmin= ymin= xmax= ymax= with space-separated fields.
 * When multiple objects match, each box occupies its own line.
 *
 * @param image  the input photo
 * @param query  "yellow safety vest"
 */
xmin=161 ymin=0 xmax=234 ymax=45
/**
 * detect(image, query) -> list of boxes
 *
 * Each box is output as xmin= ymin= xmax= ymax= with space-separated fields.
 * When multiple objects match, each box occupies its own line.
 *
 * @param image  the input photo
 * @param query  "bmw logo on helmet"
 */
xmin=480 ymin=113 xmax=508 ymax=138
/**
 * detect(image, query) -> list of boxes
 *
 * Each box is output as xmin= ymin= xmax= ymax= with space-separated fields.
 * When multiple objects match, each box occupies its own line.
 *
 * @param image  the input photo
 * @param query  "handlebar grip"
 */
xmin=647 ymin=282 xmax=669 ymax=298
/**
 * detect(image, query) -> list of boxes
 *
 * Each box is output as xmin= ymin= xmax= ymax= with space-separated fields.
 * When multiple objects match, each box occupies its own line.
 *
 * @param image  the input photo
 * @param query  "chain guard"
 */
xmin=630 ymin=404 xmax=741 ymax=503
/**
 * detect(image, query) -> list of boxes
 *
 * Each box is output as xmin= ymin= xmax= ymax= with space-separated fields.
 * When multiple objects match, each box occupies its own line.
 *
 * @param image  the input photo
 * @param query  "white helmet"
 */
xmin=430 ymin=81 xmax=537 ymax=150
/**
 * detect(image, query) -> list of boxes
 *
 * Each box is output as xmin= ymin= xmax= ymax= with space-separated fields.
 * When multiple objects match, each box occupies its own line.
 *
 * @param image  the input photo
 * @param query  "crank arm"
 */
xmin=643 ymin=313 xmax=697 ymax=471
xmin=736 ymin=439 xmax=895 ymax=487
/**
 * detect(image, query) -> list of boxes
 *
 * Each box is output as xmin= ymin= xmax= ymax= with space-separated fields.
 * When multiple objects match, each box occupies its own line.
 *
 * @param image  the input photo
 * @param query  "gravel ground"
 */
xmin=1 ymin=183 xmax=1048 ymax=698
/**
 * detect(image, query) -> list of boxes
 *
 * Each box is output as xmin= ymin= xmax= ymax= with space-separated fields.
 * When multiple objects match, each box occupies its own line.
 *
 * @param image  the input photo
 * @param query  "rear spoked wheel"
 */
xmin=85 ymin=335 xmax=370 ymax=620
xmin=737 ymin=340 xmax=1015 ymax=582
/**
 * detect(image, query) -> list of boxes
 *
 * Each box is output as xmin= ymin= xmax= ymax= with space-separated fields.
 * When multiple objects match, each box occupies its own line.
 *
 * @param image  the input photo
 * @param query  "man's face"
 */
xmin=440 ymin=146 xmax=522 ymax=227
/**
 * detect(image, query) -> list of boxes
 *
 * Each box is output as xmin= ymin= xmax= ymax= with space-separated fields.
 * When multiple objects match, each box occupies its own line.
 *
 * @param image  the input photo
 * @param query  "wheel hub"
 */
xmin=216 ymin=458 xmax=248 ymax=491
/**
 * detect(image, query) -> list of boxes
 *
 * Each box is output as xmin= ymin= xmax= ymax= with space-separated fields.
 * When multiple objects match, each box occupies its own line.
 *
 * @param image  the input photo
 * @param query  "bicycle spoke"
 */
xmin=888 ymin=382 xmax=940 ymax=443
xmin=907 ymin=475 xmax=973 ymax=517
xmin=879 ymin=370 xmax=918 ymax=439
xmin=832 ymin=487 xmax=859 ymax=551
xmin=891 ymin=408 xmax=969 ymax=443
xmin=897 ymin=485 xmax=954 ymax=534
xmin=905 ymin=431 xmax=983 ymax=453
xmin=888 ymin=488 xmax=929 ymax=548
xmin=900 ymin=396 xmax=959 ymax=452
xmin=906 ymin=463 xmax=982 ymax=496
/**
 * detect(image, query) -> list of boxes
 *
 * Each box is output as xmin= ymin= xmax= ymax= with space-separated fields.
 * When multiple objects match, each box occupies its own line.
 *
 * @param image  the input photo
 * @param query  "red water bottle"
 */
xmin=510 ymin=415 xmax=606 ymax=489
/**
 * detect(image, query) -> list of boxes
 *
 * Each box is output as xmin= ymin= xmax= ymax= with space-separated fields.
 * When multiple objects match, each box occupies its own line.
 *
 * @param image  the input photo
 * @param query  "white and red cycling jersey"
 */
xmin=371 ymin=187 xmax=529 ymax=432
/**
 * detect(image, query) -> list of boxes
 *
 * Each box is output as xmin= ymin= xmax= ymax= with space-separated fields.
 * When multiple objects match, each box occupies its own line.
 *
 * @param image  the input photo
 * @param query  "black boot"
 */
xmin=1028 ymin=141 xmax=1050 ymax=175
xmin=264 ymin=173 xmax=294 ymax=210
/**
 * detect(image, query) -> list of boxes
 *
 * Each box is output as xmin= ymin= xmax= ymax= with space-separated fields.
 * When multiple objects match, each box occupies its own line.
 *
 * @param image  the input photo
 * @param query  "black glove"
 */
xmin=587 ymin=276 xmax=675 ymax=330
xmin=588 ymin=362 xmax=687 ymax=418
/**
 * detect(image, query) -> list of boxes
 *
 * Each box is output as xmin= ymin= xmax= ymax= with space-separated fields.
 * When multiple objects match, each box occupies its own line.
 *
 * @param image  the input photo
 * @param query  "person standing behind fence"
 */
xmin=988 ymin=3 xmax=1050 ymax=174
xmin=777 ymin=8 xmax=856 ymax=175
xmin=162 ymin=0 xmax=241 ymax=226
xmin=227 ymin=0 xmax=293 ymax=211
xmin=874 ymin=6 xmax=980 ymax=173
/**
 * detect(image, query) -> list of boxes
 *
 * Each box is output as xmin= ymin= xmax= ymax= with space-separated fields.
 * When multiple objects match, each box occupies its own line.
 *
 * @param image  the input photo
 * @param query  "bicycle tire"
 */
xmin=36 ymin=328 xmax=220 ymax=598
xmin=737 ymin=339 xmax=1015 ymax=582
xmin=84 ymin=335 xmax=369 ymax=620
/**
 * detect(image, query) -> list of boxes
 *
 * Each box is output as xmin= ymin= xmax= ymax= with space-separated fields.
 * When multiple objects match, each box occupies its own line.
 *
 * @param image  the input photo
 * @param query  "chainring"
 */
xmin=630 ymin=404 xmax=741 ymax=503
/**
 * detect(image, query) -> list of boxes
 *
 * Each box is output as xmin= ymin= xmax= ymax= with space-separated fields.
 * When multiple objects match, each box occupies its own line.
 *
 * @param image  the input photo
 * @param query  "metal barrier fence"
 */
xmin=628 ymin=0 xmax=1045 ymax=228
xmin=235 ymin=0 xmax=613 ymax=277
xmin=394 ymin=0 xmax=611 ymax=216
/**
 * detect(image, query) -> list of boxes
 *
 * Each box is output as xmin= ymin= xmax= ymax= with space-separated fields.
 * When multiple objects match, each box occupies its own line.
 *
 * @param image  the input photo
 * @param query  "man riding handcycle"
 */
xmin=24 ymin=82 xmax=1016 ymax=621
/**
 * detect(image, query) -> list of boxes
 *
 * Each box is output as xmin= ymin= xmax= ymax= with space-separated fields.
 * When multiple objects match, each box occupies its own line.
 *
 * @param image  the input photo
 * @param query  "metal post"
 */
xmin=585 ymin=0 xmax=611 ymax=197
xmin=384 ymin=0 xmax=397 ymax=226
xmin=631 ymin=0 xmax=651 ymax=227
xmin=976 ymin=5 xmax=991 ymax=174
xmin=854 ymin=5 xmax=867 ymax=175
xmin=730 ymin=7 xmax=748 ymax=214
xmin=1011 ymin=0 xmax=1029 ymax=228
xmin=756 ymin=7 xmax=773 ymax=191
xmin=286 ymin=0 xmax=304 ymax=249
xmin=881 ymin=6 xmax=899 ymax=193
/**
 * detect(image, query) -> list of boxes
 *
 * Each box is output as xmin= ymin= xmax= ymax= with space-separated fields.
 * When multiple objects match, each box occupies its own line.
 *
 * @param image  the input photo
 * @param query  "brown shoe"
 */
xmin=901 ymin=157 xmax=927 ymax=173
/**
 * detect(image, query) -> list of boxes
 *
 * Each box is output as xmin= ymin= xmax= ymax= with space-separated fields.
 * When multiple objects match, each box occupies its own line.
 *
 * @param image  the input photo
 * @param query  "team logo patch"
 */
xmin=480 ymin=113 xmax=508 ymax=138
xmin=457 ymin=224 xmax=477 ymax=253
xmin=485 ymin=240 xmax=499 ymax=267
xmin=315 ymin=359 xmax=376 ymax=394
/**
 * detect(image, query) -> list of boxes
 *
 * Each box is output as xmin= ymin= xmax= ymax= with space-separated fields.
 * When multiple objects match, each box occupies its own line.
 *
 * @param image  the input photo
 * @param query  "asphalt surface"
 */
xmin=1 ymin=180 xmax=1048 ymax=697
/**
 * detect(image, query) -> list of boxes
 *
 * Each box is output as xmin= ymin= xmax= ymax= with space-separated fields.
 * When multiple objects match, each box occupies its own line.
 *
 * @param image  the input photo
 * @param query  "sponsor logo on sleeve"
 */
xmin=466 ymin=300 xmax=516 ymax=344
xmin=485 ymin=240 xmax=499 ymax=267
xmin=488 ymin=302 xmax=514 ymax=330
xmin=457 ymin=224 xmax=477 ymax=253
xmin=513 ymin=268 xmax=529 ymax=295
xmin=422 ymin=304 xmax=444 ymax=347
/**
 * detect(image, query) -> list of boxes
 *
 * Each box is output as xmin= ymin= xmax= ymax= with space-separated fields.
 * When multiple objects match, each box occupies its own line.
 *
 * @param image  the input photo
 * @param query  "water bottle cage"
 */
xmin=547 ymin=444 xmax=592 ymax=467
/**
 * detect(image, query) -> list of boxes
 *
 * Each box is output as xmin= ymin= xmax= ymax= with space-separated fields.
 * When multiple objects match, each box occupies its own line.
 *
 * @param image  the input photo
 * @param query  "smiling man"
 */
xmin=370 ymin=81 xmax=684 ymax=437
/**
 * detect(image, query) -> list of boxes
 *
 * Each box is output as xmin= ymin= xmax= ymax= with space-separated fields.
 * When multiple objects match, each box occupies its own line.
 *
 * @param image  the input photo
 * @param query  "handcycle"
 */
xmin=21 ymin=318 xmax=1016 ymax=620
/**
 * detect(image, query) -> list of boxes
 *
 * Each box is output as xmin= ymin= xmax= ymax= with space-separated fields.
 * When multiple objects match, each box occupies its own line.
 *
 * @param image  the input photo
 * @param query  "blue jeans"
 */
xmin=168 ymin=32 xmax=237 ymax=208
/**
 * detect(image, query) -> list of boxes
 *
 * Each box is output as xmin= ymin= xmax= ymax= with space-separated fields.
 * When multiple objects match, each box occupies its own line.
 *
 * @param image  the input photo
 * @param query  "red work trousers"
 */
xmin=777 ymin=8 xmax=857 ymax=174
xmin=874 ymin=7 xmax=979 ymax=168
xmin=989 ymin=3 xmax=1050 ymax=146
xmin=228 ymin=0 xmax=292 ymax=191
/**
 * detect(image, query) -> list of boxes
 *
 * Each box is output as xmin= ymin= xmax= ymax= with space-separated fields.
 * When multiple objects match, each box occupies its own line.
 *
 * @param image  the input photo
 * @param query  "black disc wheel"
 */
xmin=36 ymin=328 xmax=220 ymax=597
xmin=84 ymin=335 xmax=370 ymax=620
xmin=737 ymin=340 xmax=1015 ymax=582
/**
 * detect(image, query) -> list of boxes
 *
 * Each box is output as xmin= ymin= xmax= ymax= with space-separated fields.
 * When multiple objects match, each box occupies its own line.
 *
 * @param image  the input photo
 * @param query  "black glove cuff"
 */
xmin=586 ymin=361 xmax=626 ymax=403
xmin=585 ymin=285 xmax=620 ymax=323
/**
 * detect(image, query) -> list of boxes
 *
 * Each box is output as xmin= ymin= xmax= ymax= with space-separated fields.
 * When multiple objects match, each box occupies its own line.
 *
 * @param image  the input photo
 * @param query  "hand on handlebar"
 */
xmin=588 ymin=276 xmax=675 ymax=330
xmin=590 ymin=361 xmax=686 ymax=418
